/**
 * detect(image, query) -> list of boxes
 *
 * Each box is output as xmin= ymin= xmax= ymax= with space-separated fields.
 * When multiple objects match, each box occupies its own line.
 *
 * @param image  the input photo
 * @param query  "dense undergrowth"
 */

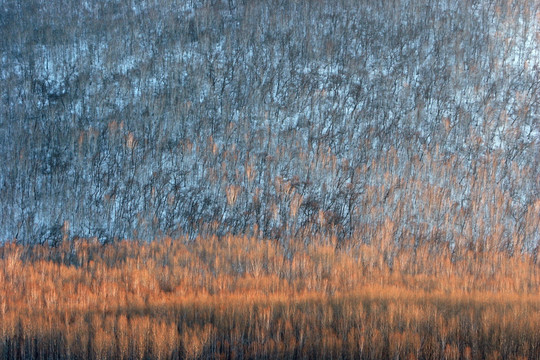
xmin=1 ymin=236 xmax=538 ymax=359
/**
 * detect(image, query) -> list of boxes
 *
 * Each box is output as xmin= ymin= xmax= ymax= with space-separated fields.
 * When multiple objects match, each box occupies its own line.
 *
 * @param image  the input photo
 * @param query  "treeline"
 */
xmin=1 ymin=237 xmax=539 ymax=359
xmin=0 ymin=0 xmax=539 ymax=249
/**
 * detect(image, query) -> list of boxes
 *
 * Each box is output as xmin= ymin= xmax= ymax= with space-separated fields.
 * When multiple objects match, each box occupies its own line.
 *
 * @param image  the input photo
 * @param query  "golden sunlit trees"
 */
xmin=0 ymin=236 xmax=539 ymax=359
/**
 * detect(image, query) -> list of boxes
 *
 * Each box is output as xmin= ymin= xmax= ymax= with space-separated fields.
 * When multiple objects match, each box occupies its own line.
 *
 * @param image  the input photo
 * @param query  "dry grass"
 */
xmin=0 ymin=236 xmax=538 ymax=359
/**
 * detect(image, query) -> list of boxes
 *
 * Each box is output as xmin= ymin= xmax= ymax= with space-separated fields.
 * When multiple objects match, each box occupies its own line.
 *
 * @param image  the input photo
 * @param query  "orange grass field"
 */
xmin=1 ymin=236 xmax=539 ymax=359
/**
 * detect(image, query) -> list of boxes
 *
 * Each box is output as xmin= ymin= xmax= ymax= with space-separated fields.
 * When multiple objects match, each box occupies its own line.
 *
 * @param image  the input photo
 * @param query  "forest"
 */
xmin=1 ymin=237 xmax=539 ymax=359
xmin=0 ymin=0 xmax=539 ymax=358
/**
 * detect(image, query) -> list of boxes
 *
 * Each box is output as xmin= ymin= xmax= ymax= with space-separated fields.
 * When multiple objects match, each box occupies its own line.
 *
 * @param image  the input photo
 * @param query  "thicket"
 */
xmin=1 ymin=0 xmax=538 ymax=251
xmin=1 ymin=237 xmax=539 ymax=359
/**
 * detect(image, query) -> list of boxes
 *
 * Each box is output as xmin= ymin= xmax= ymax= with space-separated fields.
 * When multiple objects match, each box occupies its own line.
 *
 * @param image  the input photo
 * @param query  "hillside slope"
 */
xmin=1 ymin=0 xmax=538 ymax=251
